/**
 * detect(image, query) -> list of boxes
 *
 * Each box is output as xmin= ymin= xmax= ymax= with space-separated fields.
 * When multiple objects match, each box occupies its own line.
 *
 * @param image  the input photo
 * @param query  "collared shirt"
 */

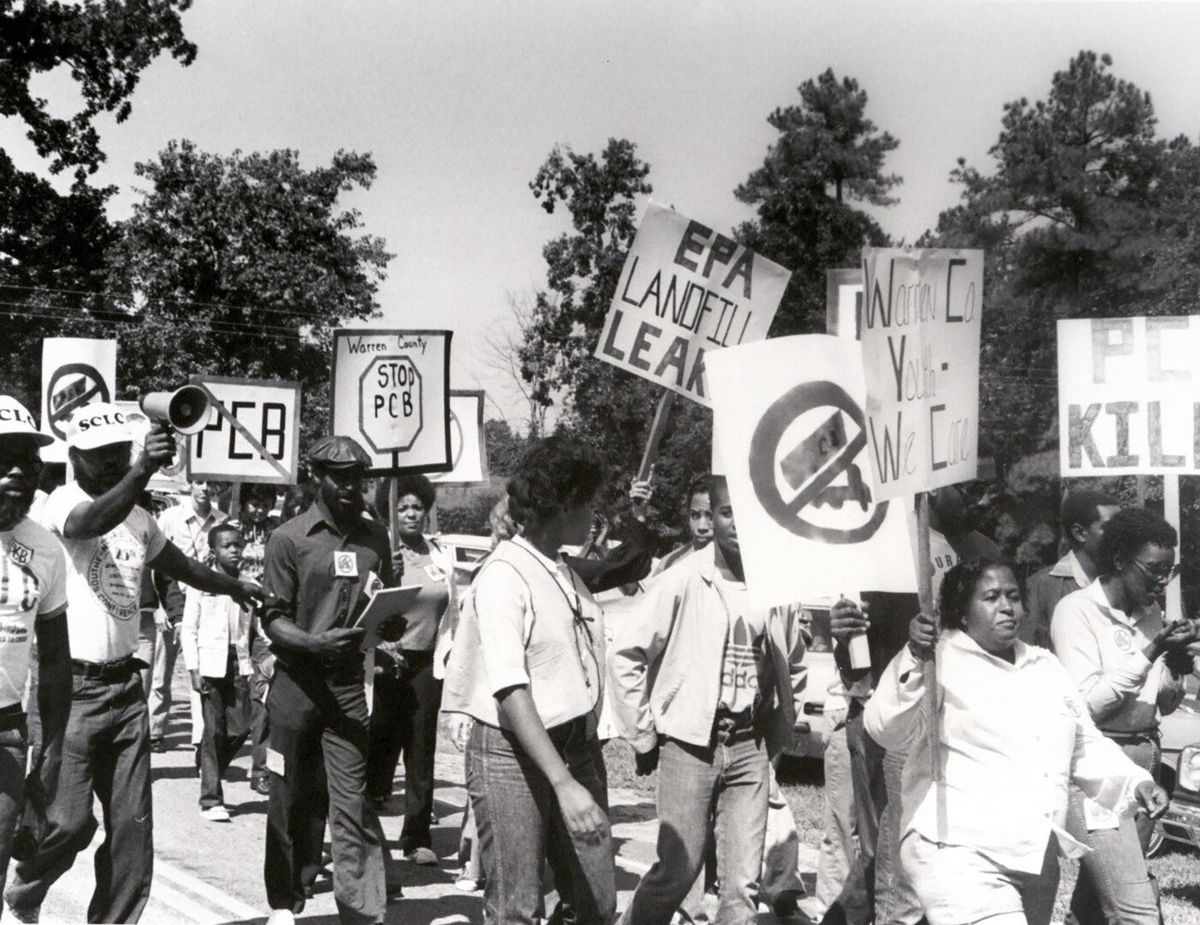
xmin=157 ymin=502 xmax=226 ymax=561
xmin=390 ymin=536 xmax=450 ymax=652
xmin=864 ymin=630 xmax=1151 ymax=874
xmin=43 ymin=482 xmax=167 ymax=663
xmin=260 ymin=502 xmax=394 ymax=646
xmin=1021 ymin=550 xmax=1089 ymax=649
xmin=0 ymin=517 xmax=68 ymax=708
xmin=1050 ymin=579 xmax=1184 ymax=735
xmin=442 ymin=536 xmax=604 ymax=731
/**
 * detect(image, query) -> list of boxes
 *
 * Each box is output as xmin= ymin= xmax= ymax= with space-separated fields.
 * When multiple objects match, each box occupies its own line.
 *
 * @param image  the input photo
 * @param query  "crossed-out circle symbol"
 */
xmin=749 ymin=381 xmax=888 ymax=544
xmin=46 ymin=364 xmax=111 ymax=440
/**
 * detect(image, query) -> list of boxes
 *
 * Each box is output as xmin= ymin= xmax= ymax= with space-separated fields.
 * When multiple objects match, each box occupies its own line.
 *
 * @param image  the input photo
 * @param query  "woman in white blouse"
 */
xmin=864 ymin=558 xmax=1167 ymax=925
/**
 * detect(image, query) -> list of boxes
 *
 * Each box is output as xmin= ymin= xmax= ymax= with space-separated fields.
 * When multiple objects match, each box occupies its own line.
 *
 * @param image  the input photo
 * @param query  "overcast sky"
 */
xmin=4 ymin=1 xmax=1198 ymax=427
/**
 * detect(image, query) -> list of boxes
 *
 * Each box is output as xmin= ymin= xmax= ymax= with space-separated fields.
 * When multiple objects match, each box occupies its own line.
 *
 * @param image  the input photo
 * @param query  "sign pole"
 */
xmin=229 ymin=481 xmax=243 ymax=522
xmin=388 ymin=477 xmax=400 ymax=551
xmin=1164 ymin=474 xmax=1183 ymax=622
xmin=637 ymin=389 xmax=676 ymax=481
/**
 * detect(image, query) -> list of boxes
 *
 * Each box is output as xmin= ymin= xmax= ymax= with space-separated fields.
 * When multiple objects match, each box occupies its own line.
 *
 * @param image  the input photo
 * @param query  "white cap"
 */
xmin=64 ymin=402 xmax=134 ymax=451
xmin=0 ymin=396 xmax=54 ymax=447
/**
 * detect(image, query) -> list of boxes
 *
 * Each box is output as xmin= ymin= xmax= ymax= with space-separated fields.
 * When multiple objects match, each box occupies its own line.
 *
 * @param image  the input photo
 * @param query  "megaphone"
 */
xmin=140 ymin=386 xmax=211 ymax=436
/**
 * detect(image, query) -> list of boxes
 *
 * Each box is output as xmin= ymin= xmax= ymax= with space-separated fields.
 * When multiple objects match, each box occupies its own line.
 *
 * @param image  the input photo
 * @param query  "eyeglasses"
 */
xmin=1130 ymin=559 xmax=1181 ymax=587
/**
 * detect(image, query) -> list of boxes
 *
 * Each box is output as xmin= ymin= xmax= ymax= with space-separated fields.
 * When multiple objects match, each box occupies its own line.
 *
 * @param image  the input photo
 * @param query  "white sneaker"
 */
xmin=266 ymin=910 xmax=295 ymax=925
xmin=200 ymin=805 xmax=231 ymax=822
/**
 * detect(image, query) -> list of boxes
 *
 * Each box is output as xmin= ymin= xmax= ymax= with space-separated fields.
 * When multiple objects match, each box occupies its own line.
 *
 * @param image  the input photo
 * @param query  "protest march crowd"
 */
xmin=0 ymin=366 xmax=1193 ymax=925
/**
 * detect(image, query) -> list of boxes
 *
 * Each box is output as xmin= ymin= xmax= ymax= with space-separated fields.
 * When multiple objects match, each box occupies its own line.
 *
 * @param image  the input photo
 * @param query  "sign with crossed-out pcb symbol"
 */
xmin=748 ymin=381 xmax=888 ymax=544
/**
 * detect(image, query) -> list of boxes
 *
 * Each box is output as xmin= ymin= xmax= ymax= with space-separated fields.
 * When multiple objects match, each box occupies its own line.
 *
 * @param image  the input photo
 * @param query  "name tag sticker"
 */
xmin=333 ymin=552 xmax=359 ymax=578
xmin=425 ymin=565 xmax=446 ymax=583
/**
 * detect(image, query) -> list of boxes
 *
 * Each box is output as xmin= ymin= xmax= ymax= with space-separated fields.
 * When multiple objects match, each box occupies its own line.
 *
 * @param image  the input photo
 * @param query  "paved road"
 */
xmin=31 ymin=667 xmax=819 ymax=924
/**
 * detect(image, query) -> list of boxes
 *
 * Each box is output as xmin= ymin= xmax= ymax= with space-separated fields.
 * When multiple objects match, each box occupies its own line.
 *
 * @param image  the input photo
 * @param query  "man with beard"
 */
xmin=4 ymin=402 xmax=261 ymax=924
xmin=0 ymin=397 xmax=72 ymax=909
xmin=259 ymin=436 xmax=399 ymax=925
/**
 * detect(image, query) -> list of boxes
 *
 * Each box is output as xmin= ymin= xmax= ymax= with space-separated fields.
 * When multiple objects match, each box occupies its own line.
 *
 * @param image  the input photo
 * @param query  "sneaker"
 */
xmin=404 ymin=846 xmax=438 ymax=866
xmin=266 ymin=910 xmax=295 ymax=925
xmin=455 ymin=877 xmax=481 ymax=892
xmin=3 ymin=898 xmax=39 ymax=923
xmin=251 ymin=777 xmax=270 ymax=796
xmin=200 ymin=805 xmax=231 ymax=822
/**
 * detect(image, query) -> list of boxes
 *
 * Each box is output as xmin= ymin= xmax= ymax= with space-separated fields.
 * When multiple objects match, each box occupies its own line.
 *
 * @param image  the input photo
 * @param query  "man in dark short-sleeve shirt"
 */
xmin=260 ymin=435 xmax=400 ymax=925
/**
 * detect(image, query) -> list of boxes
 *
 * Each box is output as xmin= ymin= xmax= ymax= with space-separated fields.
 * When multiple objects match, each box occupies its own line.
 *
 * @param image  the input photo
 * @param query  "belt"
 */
xmin=1100 ymin=728 xmax=1161 ymax=746
xmin=713 ymin=708 xmax=757 ymax=744
xmin=71 ymin=655 xmax=140 ymax=682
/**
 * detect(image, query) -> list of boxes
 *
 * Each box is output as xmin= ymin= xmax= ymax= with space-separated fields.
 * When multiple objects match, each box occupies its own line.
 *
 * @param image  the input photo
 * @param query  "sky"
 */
xmin=4 ymin=0 xmax=1199 ymax=428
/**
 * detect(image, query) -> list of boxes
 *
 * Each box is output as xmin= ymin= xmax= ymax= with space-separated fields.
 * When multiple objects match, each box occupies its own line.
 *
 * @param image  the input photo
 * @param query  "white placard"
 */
xmin=594 ymin=202 xmax=790 ymax=407
xmin=187 ymin=377 xmax=301 ymax=484
xmin=429 ymin=391 xmax=489 ymax=485
xmin=1058 ymin=316 xmax=1200 ymax=475
xmin=708 ymin=334 xmax=917 ymax=608
xmin=330 ymin=329 xmax=452 ymax=475
xmin=40 ymin=338 xmax=117 ymax=464
xmin=859 ymin=248 xmax=982 ymax=501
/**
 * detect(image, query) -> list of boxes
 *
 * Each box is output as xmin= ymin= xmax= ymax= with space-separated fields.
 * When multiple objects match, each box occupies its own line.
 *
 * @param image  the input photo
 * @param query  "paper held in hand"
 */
xmin=350 ymin=585 xmax=423 ymax=652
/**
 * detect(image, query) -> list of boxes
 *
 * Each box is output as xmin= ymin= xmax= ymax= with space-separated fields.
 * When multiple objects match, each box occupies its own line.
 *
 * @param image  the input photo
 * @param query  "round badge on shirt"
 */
xmin=1113 ymin=628 xmax=1133 ymax=653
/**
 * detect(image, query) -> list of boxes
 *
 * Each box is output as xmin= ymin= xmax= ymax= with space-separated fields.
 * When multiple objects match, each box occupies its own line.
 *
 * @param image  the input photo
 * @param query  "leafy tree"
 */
xmin=1 ymin=0 xmax=197 ymax=405
xmin=1 ymin=0 xmax=196 ymax=178
xmin=483 ymin=418 xmax=529 ymax=476
xmin=735 ymin=68 xmax=899 ymax=335
xmin=91 ymin=140 xmax=393 ymax=448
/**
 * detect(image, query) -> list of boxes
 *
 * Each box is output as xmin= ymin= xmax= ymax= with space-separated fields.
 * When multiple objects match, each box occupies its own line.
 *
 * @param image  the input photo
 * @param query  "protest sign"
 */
xmin=40 ymin=338 xmax=117 ymax=464
xmin=1057 ymin=316 xmax=1200 ymax=475
xmin=429 ymin=391 xmax=489 ymax=485
xmin=330 ymin=329 xmax=452 ymax=475
xmin=115 ymin=401 xmax=189 ymax=492
xmin=859 ymin=248 xmax=982 ymax=502
xmin=708 ymin=334 xmax=917 ymax=608
xmin=594 ymin=202 xmax=790 ymax=407
xmin=187 ymin=376 xmax=301 ymax=484
xmin=825 ymin=268 xmax=863 ymax=340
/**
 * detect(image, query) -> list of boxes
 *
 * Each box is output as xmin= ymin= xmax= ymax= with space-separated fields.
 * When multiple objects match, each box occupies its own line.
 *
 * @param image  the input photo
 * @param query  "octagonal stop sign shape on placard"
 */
xmin=359 ymin=355 xmax=424 ymax=453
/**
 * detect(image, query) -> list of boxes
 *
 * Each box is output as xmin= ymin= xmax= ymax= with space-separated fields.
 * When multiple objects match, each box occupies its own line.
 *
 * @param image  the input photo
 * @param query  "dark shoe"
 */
xmin=386 ymin=882 xmax=404 ymax=902
xmin=150 ymin=739 xmax=166 ymax=754
xmin=251 ymin=777 xmax=270 ymax=796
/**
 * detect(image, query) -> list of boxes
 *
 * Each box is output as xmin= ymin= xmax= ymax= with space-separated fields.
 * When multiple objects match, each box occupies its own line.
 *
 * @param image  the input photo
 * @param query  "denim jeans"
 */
xmin=265 ymin=666 xmax=388 ymax=925
xmin=875 ymin=747 xmax=923 ymax=925
xmin=620 ymin=734 xmax=770 ymax=925
xmin=1070 ymin=738 xmax=1160 ymax=925
xmin=198 ymin=657 xmax=250 ymax=809
xmin=147 ymin=620 xmax=180 ymax=742
xmin=249 ymin=629 xmax=275 ymax=785
xmin=366 ymin=650 xmax=442 ymax=851
xmin=7 ymin=669 xmax=153 ymax=923
xmin=467 ymin=718 xmax=614 ymax=925
xmin=0 ymin=723 xmax=28 ymax=901
xmin=816 ymin=721 xmax=866 ymax=919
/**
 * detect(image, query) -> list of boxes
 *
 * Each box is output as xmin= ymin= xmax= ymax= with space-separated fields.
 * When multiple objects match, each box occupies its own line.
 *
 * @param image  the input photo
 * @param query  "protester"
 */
xmin=442 ymin=434 xmax=615 ymax=925
xmin=3 ymin=402 xmax=261 ymax=924
xmin=1020 ymin=489 xmax=1120 ymax=649
xmin=813 ymin=682 xmax=865 ymax=922
xmin=864 ymin=557 xmax=1169 ymax=925
xmin=1050 ymin=507 xmax=1195 ymax=925
xmin=150 ymin=481 xmax=226 ymax=754
xmin=259 ymin=435 xmax=402 ymax=925
xmin=652 ymin=473 xmax=713 ymax=574
xmin=366 ymin=473 xmax=457 ymax=866
xmin=0 ymin=397 xmax=72 ymax=909
xmin=824 ymin=479 xmax=1001 ymax=925
xmin=610 ymin=474 xmax=807 ymax=925
xmin=182 ymin=522 xmax=254 ymax=822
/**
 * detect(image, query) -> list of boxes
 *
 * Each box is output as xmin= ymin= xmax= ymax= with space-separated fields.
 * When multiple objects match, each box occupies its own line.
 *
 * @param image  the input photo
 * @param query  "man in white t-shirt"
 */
xmin=3 ymin=402 xmax=261 ymax=925
xmin=0 ymin=396 xmax=72 ymax=911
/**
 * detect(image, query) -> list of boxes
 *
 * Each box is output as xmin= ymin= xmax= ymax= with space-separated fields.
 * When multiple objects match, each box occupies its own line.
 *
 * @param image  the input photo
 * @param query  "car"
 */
xmin=1157 ymin=672 xmax=1200 ymax=852
xmin=785 ymin=598 xmax=839 ymax=761
xmin=435 ymin=532 xmax=494 ymax=585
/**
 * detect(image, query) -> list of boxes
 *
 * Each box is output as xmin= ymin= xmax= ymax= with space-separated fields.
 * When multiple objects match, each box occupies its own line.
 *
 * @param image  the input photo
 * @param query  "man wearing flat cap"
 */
xmin=4 ymin=402 xmax=262 ymax=925
xmin=260 ymin=435 xmax=399 ymax=925
xmin=0 ymin=397 xmax=72 ymax=916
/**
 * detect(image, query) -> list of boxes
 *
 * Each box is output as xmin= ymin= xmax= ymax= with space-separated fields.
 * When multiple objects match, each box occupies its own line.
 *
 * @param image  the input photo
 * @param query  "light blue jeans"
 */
xmin=620 ymin=734 xmax=770 ymax=925
xmin=1070 ymin=738 xmax=1160 ymax=925
xmin=467 ymin=719 xmax=614 ymax=925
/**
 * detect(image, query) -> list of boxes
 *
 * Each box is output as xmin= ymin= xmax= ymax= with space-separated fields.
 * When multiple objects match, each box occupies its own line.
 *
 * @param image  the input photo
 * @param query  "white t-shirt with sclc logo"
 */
xmin=0 ymin=517 xmax=68 ymax=708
